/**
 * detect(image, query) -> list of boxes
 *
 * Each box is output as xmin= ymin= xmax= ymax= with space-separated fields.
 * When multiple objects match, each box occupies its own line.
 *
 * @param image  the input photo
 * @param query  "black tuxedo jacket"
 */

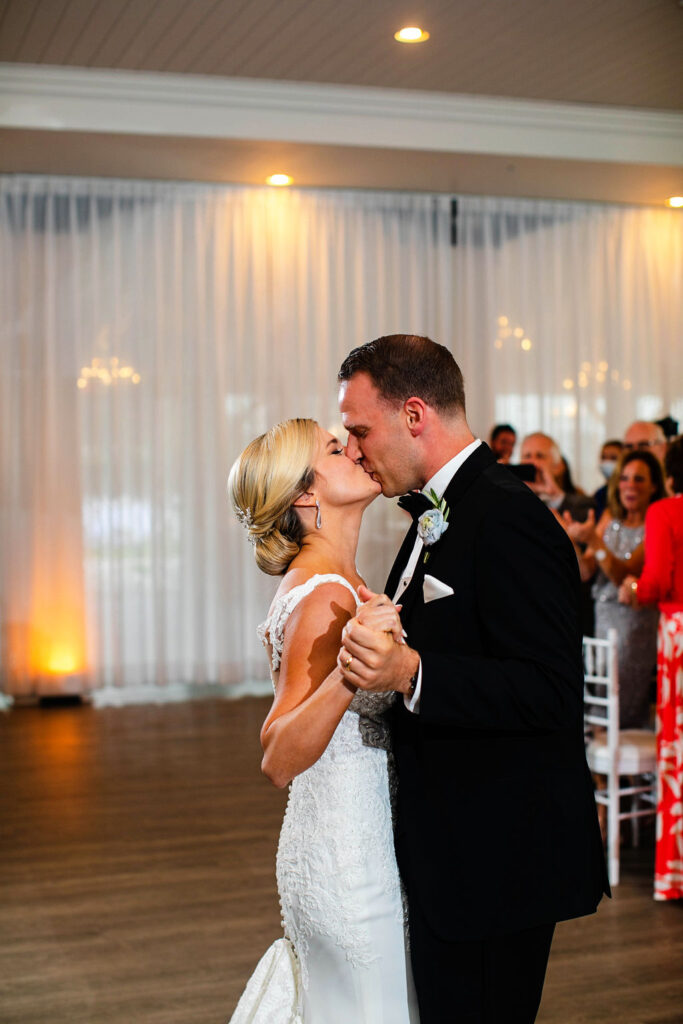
xmin=387 ymin=443 xmax=609 ymax=942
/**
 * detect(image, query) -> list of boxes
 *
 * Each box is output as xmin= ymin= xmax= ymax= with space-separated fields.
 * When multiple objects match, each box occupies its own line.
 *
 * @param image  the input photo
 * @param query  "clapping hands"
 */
xmin=618 ymin=575 xmax=639 ymax=605
xmin=561 ymin=507 xmax=597 ymax=545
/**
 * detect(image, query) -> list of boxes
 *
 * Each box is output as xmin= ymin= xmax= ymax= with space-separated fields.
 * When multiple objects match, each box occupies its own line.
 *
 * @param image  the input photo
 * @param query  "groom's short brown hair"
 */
xmin=338 ymin=334 xmax=466 ymax=415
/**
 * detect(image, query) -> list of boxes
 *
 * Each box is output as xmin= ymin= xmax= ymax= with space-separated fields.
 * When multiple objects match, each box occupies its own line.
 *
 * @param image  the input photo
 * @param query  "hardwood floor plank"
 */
xmin=1 ymin=700 xmax=681 ymax=1024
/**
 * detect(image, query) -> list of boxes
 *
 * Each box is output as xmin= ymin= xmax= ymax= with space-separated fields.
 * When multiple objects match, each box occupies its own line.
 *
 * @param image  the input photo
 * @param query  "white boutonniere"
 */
xmin=417 ymin=489 xmax=450 ymax=563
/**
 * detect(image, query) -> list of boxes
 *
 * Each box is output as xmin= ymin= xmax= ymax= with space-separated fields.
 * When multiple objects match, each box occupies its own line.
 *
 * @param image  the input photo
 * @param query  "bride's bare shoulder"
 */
xmin=273 ymin=566 xmax=358 ymax=601
xmin=271 ymin=569 xmax=357 ymax=632
xmin=274 ymin=566 xmax=318 ymax=598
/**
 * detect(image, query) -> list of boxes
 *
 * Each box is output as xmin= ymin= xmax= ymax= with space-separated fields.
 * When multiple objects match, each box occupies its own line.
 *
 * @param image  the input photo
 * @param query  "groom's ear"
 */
xmin=404 ymin=397 xmax=427 ymax=437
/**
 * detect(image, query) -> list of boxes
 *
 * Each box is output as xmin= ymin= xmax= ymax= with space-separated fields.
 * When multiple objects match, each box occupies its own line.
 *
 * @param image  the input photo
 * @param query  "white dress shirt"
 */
xmin=392 ymin=439 xmax=482 ymax=712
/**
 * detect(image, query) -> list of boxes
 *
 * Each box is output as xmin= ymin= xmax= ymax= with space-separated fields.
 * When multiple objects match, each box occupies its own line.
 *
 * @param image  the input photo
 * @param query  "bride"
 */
xmin=228 ymin=418 xmax=419 ymax=1023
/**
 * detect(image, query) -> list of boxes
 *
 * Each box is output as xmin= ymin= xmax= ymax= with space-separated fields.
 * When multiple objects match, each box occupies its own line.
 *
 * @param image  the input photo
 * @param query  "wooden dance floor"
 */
xmin=1 ymin=698 xmax=681 ymax=1023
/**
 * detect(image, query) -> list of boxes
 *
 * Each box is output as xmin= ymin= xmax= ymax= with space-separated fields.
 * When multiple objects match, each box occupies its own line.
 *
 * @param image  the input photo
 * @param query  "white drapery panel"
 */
xmin=1 ymin=176 xmax=681 ymax=702
xmin=0 ymin=178 xmax=453 ymax=702
xmin=454 ymin=198 xmax=683 ymax=485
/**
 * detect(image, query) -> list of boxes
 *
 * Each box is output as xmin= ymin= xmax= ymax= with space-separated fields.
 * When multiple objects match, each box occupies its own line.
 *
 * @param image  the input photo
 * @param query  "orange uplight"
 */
xmin=4 ymin=616 xmax=87 ymax=692
xmin=394 ymin=26 xmax=430 ymax=43
xmin=266 ymin=174 xmax=293 ymax=186
xmin=667 ymin=197 xmax=683 ymax=208
xmin=45 ymin=648 xmax=81 ymax=676
xmin=27 ymin=582 xmax=88 ymax=683
xmin=30 ymin=625 xmax=87 ymax=680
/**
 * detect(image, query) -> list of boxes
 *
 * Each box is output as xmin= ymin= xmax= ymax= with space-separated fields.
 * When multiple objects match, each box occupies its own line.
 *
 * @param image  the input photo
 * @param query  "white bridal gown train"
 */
xmin=229 ymin=574 xmax=419 ymax=1024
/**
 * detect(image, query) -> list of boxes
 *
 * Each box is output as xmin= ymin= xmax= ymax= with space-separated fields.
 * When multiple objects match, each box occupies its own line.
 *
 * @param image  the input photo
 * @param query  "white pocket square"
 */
xmin=423 ymin=574 xmax=454 ymax=603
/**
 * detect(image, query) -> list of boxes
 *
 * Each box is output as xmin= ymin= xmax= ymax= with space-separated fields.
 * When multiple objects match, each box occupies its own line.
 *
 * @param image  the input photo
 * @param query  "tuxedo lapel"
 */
xmin=393 ymin=444 xmax=498 ymax=622
xmin=384 ymin=517 xmax=419 ymax=598
xmin=397 ymin=548 xmax=428 ymax=622
xmin=421 ymin=443 xmax=497 ymax=578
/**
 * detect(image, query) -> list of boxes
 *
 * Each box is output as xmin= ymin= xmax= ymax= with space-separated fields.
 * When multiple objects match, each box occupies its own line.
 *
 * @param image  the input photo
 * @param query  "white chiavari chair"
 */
xmin=583 ymin=629 xmax=656 ymax=886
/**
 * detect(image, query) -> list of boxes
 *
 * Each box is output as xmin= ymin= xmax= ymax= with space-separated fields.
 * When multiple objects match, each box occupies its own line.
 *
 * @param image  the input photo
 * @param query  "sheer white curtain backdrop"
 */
xmin=455 ymin=197 xmax=683 ymax=483
xmin=1 ymin=176 xmax=681 ymax=703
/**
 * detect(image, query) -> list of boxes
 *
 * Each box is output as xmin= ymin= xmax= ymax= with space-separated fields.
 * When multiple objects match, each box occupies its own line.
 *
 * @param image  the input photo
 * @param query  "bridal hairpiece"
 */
xmin=235 ymin=505 xmax=257 ymax=544
xmin=235 ymin=506 xmax=254 ymax=529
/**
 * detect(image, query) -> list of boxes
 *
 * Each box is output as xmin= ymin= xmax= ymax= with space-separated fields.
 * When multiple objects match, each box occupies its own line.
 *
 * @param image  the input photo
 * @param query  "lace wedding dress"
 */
xmin=229 ymin=574 xmax=419 ymax=1023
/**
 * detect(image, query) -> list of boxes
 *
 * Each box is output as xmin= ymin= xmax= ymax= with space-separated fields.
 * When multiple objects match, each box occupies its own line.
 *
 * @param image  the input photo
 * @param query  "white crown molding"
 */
xmin=1 ymin=63 xmax=682 ymax=167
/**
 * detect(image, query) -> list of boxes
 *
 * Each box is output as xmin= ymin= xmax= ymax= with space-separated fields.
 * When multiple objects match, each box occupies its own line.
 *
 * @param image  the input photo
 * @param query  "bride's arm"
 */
xmin=260 ymin=583 xmax=360 ymax=789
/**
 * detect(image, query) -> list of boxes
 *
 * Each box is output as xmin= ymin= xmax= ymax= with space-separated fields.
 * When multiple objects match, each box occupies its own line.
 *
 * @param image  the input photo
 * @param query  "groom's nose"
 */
xmin=345 ymin=434 xmax=362 ymax=461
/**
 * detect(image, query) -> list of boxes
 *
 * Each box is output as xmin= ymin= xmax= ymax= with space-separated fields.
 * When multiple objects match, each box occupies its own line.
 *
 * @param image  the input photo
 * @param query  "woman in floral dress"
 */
xmin=620 ymin=436 xmax=683 ymax=901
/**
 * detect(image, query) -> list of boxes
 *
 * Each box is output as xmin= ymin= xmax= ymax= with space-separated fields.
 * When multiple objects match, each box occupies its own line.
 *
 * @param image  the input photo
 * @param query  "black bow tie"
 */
xmin=397 ymin=491 xmax=434 ymax=521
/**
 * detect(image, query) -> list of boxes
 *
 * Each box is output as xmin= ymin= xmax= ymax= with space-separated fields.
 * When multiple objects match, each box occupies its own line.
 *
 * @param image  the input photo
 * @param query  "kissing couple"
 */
xmin=229 ymin=334 xmax=608 ymax=1024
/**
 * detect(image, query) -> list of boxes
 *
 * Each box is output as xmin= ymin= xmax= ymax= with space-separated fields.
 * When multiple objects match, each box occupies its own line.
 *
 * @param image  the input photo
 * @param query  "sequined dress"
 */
xmin=593 ymin=519 xmax=659 ymax=728
xmin=229 ymin=574 xmax=418 ymax=1024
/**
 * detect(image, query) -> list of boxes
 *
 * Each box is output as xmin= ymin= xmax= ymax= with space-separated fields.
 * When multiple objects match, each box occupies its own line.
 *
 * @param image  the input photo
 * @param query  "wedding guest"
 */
xmin=593 ymin=439 xmax=623 ymax=520
xmin=489 ymin=423 xmax=517 ymax=463
xmin=654 ymin=415 xmax=679 ymax=447
xmin=523 ymin=432 xmax=595 ymax=634
xmin=521 ymin=432 xmax=594 ymax=521
xmin=619 ymin=436 xmax=683 ymax=902
xmin=623 ymin=420 xmax=667 ymax=465
xmin=566 ymin=450 xmax=665 ymax=727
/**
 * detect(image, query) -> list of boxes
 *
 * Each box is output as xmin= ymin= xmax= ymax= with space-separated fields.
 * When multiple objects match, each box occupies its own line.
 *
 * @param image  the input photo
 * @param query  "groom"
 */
xmin=337 ymin=335 xmax=608 ymax=1024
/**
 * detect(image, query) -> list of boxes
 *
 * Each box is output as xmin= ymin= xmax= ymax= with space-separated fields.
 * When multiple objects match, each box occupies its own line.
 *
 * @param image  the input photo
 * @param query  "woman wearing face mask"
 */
xmin=592 ymin=439 xmax=623 ymax=520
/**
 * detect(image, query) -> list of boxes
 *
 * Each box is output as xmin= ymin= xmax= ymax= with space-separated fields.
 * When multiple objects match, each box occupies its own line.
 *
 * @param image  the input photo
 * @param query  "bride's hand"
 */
xmin=355 ymin=604 xmax=404 ymax=642
xmin=355 ymin=586 xmax=404 ymax=643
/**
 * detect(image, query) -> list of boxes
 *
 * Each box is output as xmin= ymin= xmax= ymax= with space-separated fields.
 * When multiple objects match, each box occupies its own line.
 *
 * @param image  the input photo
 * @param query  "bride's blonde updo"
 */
xmin=228 ymin=418 xmax=319 ymax=576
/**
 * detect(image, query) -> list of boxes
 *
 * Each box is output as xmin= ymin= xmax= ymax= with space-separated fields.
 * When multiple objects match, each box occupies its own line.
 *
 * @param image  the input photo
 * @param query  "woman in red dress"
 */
xmin=620 ymin=436 xmax=683 ymax=901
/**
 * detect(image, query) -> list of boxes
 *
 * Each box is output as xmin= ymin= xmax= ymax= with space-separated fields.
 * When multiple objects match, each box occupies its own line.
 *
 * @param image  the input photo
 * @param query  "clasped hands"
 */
xmin=617 ymin=574 xmax=639 ymax=606
xmin=337 ymin=585 xmax=420 ymax=695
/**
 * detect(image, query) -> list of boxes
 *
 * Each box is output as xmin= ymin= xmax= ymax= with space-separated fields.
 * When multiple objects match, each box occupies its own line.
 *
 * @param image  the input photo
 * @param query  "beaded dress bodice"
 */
xmin=592 ymin=519 xmax=644 ymax=604
xmin=592 ymin=518 xmax=659 ymax=730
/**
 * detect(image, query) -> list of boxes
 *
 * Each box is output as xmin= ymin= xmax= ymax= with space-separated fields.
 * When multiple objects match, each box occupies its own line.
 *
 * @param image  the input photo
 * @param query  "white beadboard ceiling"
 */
xmin=0 ymin=0 xmax=682 ymax=203
xmin=2 ymin=0 xmax=682 ymax=108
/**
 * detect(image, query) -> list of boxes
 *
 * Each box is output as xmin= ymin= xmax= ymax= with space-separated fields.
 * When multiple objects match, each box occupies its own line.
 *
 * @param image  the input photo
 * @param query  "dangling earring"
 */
xmin=315 ymin=499 xmax=322 ymax=530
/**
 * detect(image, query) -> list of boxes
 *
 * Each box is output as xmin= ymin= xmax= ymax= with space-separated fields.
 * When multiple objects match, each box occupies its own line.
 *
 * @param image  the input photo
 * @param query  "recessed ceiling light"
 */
xmin=667 ymin=196 xmax=683 ymax=208
xmin=394 ymin=26 xmax=430 ymax=43
xmin=266 ymin=174 xmax=293 ymax=186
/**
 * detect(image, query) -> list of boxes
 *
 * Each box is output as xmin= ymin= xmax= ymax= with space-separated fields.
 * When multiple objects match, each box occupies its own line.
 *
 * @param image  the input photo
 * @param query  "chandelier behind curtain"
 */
xmin=453 ymin=197 xmax=683 ymax=484
xmin=1 ymin=177 xmax=681 ymax=703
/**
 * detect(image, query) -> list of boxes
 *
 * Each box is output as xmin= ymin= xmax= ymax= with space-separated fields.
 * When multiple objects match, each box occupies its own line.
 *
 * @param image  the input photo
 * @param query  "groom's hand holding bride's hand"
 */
xmin=337 ymin=586 xmax=420 ymax=694
xmin=354 ymin=586 xmax=404 ymax=641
